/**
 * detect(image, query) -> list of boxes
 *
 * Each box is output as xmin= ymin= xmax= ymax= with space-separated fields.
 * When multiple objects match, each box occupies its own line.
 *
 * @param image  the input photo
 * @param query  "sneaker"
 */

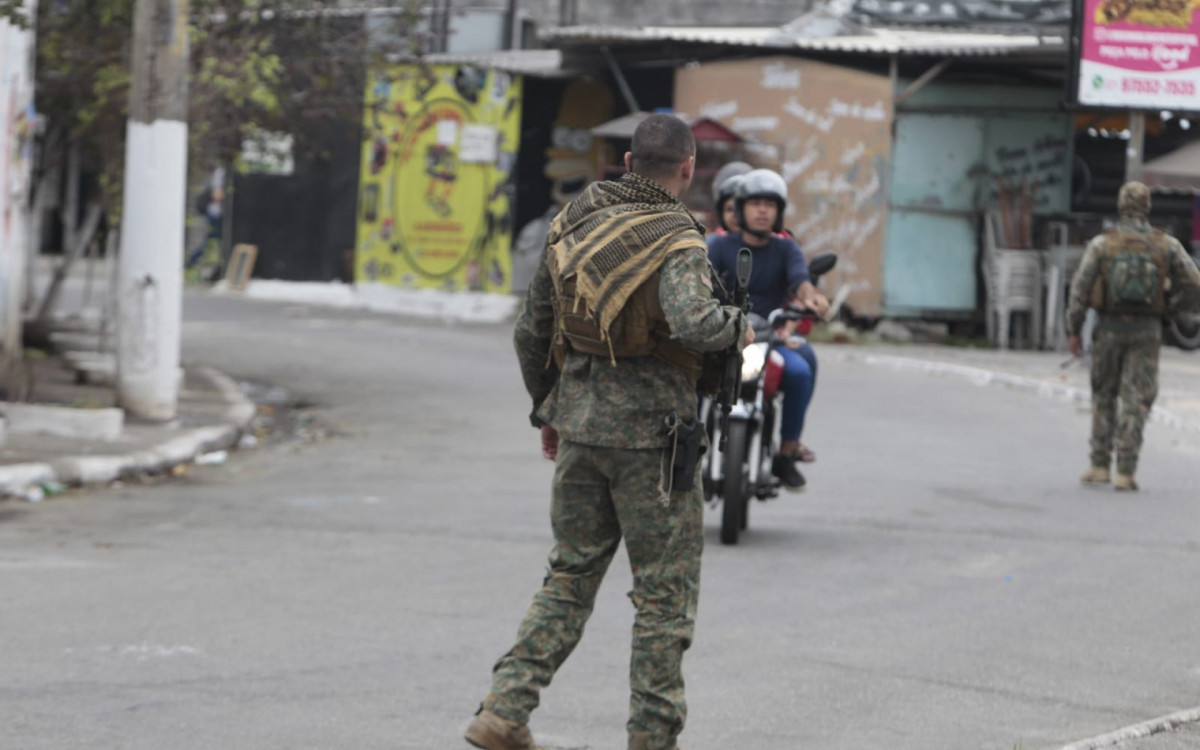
xmin=771 ymin=454 xmax=807 ymax=492
xmin=1080 ymin=466 xmax=1110 ymax=484
xmin=465 ymin=710 xmax=535 ymax=750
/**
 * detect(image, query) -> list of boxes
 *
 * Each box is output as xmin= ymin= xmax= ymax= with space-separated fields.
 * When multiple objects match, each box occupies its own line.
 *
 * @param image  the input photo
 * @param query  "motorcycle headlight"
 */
xmin=741 ymin=343 xmax=767 ymax=381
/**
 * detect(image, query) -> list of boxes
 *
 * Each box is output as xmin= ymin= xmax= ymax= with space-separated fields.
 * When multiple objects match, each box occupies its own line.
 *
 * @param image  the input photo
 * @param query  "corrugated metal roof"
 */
xmin=542 ymin=25 xmax=787 ymax=47
xmin=849 ymin=0 xmax=1070 ymax=27
xmin=804 ymin=26 xmax=1066 ymax=55
xmin=540 ymin=23 xmax=1065 ymax=57
xmin=389 ymin=50 xmax=570 ymax=77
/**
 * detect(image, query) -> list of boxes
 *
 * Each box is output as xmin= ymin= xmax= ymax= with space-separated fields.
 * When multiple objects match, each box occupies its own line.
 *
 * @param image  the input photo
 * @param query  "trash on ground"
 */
xmin=195 ymin=450 xmax=229 ymax=466
xmin=21 ymin=485 xmax=45 ymax=502
xmin=40 ymin=481 xmax=67 ymax=497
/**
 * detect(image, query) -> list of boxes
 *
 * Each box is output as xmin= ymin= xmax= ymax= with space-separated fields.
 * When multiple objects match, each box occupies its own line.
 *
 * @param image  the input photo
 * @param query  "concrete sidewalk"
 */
xmin=0 ymin=257 xmax=258 ymax=498
xmin=832 ymin=343 xmax=1200 ymax=437
xmin=0 ymin=357 xmax=255 ymax=498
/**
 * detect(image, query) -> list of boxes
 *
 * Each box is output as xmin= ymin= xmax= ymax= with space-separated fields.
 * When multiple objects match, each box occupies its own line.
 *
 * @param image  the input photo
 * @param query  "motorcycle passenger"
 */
xmin=708 ymin=161 xmax=752 ymax=236
xmin=707 ymin=168 xmax=830 ymax=491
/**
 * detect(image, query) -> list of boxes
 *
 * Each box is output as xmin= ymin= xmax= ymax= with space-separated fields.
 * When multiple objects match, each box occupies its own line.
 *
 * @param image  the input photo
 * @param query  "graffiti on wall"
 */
xmin=356 ymin=64 xmax=523 ymax=292
xmin=677 ymin=57 xmax=892 ymax=316
xmin=511 ymin=78 xmax=613 ymax=294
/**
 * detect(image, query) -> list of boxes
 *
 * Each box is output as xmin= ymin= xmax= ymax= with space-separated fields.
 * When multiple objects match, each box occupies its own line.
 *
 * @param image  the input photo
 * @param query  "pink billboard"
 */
xmin=1076 ymin=0 xmax=1200 ymax=109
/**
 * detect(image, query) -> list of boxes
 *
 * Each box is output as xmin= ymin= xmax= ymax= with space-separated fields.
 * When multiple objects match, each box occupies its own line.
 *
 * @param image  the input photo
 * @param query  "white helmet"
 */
xmin=736 ymin=169 xmax=788 ymax=234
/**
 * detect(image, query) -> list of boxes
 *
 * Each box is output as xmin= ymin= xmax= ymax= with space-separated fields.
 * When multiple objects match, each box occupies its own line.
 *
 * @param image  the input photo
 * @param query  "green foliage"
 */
xmin=35 ymin=0 xmax=426 ymax=220
xmin=0 ymin=0 xmax=28 ymax=28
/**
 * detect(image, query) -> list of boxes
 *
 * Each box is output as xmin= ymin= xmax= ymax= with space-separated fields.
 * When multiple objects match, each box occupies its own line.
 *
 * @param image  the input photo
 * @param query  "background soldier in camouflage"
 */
xmin=1067 ymin=181 xmax=1200 ymax=491
xmin=465 ymin=114 xmax=749 ymax=750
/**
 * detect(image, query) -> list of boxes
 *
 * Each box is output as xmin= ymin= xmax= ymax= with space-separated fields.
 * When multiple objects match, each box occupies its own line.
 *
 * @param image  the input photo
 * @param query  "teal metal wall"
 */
xmin=882 ymin=84 xmax=1073 ymax=317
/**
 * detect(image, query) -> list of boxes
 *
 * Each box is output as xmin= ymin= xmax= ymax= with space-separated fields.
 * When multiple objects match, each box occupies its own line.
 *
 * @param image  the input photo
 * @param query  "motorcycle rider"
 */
xmin=708 ymin=161 xmax=752 ymax=236
xmin=707 ymin=168 xmax=830 ymax=490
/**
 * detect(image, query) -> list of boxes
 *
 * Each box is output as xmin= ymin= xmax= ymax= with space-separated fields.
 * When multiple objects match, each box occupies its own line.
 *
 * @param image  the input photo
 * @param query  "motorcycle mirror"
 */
xmin=736 ymin=248 xmax=753 ymax=289
xmin=808 ymin=253 xmax=838 ymax=280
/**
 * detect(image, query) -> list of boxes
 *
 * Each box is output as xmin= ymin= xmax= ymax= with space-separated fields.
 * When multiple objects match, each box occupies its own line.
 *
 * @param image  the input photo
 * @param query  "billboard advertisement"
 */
xmin=1073 ymin=0 xmax=1200 ymax=110
xmin=356 ymin=64 xmax=522 ymax=292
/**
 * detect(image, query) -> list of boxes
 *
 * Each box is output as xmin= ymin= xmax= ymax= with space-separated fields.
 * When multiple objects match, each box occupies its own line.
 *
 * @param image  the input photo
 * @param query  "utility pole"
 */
xmin=1125 ymin=111 xmax=1146 ymax=183
xmin=117 ymin=0 xmax=189 ymax=420
xmin=559 ymin=0 xmax=577 ymax=25
xmin=506 ymin=0 xmax=519 ymax=49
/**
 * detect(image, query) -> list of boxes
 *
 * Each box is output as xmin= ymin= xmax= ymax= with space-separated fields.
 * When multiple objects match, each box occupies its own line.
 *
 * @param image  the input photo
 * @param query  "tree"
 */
xmin=32 ymin=0 xmax=428 ymax=222
xmin=0 ymin=0 xmax=28 ymax=27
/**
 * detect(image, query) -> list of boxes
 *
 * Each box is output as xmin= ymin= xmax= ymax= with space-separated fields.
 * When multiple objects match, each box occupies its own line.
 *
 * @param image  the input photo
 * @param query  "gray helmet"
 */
xmin=714 ymin=174 xmax=748 ymax=231
xmin=711 ymin=161 xmax=753 ymax=202
xmin=736 ymin=168 xmax=788 ymax=234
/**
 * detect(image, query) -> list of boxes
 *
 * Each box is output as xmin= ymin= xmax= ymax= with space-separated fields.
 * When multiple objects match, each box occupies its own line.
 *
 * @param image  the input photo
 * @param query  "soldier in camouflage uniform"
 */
xmin=465 ymin=114 xmax=749 ymax=750
xmin=1067 ymin=181 xmax=1200 ymax=491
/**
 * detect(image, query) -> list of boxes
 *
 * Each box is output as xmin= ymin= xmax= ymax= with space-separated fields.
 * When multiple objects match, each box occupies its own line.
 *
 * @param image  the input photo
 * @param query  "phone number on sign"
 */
xmin=1121 ymin=78 xmax=1197 ymax=96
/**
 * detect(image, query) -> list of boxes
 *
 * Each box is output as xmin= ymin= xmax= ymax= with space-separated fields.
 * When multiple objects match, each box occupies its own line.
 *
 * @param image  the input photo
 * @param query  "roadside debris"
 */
xmin=195 ymin=450 xmax=229 ymax=466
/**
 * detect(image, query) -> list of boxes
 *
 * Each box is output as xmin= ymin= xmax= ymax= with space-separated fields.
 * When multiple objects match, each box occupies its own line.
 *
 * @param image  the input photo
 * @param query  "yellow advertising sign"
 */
xmin=356 ymin=64 xmax=522 ymax=292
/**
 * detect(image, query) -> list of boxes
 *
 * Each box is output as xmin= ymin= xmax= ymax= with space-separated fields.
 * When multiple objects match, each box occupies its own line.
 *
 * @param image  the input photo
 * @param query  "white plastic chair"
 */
xmin=983 ymin=210 xmax=1044 ymax=350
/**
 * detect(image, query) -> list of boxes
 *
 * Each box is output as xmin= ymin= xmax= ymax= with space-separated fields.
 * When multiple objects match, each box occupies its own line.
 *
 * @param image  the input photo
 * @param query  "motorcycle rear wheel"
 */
xmin=1167 ymin=315 xmax=1200 ymax=351
xmin=720 ymin=421 xmax=750 ymax=545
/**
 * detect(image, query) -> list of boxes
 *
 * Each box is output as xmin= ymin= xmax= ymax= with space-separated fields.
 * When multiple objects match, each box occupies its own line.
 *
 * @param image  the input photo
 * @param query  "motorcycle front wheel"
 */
xmin=720 ymin=421 xmax=750 ymax=545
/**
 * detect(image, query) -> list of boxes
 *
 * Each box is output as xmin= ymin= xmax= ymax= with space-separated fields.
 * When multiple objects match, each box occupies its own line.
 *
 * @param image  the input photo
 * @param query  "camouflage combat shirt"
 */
xmin=1067 ymin=216 xmax=1200 ymax=336
xmin=514 ymin=176 xmax=746 ymax=450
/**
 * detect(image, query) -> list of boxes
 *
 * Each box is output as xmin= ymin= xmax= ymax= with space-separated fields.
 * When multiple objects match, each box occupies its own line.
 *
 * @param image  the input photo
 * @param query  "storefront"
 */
xmin=544 ymin=22 xmax=1070 ymax=321
xmin=354 ymin=53 xmax=619 ymax=296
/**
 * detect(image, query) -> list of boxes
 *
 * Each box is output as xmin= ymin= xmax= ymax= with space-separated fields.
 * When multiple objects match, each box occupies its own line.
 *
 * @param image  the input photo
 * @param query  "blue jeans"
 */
xmin=777 ymin=342 xmax=816 ymax=442
xmin=186 ymin=215 xmax=221 ymax=269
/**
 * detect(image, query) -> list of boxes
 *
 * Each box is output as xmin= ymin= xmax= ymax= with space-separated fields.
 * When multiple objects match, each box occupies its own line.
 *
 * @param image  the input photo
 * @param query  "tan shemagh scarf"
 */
xmin=547 ymin=173 xmax=707 ymax=341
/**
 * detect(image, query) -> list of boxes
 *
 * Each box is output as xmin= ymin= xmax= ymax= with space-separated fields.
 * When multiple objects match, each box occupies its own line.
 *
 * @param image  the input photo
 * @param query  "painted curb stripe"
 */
xmin=1058 ymin=706 xmax=1200 ymax=750
xmin=843 ymin=352 xmax=1200 ymax=436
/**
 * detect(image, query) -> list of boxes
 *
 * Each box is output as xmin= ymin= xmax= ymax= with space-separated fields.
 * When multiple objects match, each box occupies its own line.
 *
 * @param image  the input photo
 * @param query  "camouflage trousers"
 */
xmin=483 ymin=440 xmax=704 ymax=750
xmin=1089 ymin=326 xmax=1161 ymax=475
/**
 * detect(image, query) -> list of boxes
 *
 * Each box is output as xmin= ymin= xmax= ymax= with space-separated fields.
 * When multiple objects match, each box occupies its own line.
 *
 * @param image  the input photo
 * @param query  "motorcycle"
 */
xmin=702 ymin=252 xmax=839 ymax=545
xmin=1166 ymin=253 xmax=1200 ymax=351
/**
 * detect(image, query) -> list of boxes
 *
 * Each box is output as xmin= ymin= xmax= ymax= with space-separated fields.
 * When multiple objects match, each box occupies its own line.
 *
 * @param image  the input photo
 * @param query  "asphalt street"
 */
xmin=3 ymin=292 xmax=1200 ymax=750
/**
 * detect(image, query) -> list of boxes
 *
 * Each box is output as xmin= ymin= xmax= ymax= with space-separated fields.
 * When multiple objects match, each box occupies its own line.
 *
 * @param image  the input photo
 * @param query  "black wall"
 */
xmin=231 ymin=120 xmax=362 ymax=283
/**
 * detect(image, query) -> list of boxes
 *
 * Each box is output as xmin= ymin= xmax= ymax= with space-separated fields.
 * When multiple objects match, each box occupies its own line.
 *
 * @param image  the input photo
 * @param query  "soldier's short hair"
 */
xmin=1118 ymin=181 xmax=1151 ymax=217
xmin=630 ymin=114 xmax=695 ymax=181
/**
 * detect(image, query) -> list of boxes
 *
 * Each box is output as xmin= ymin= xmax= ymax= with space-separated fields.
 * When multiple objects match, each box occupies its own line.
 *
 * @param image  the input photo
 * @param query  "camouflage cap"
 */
xmin=1118 ymin=181 xmax=1151 ymax=217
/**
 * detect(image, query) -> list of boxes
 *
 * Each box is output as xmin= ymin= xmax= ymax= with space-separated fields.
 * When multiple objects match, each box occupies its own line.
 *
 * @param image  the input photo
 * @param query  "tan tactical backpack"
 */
xmin=1089 ymin=229 xmax=1171 ymax=316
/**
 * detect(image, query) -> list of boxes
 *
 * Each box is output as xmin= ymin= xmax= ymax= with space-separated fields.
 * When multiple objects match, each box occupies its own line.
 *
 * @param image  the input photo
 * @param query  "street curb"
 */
xmin=835 ymin=351 xmax=1200 ymax=436
xmin=0 ymin=367 xmax=257 ymax=497
xmin=211 ymin=280 xmax=520 ymax=324
xmin=1057 ymin=705 xmax=1200 ymax=749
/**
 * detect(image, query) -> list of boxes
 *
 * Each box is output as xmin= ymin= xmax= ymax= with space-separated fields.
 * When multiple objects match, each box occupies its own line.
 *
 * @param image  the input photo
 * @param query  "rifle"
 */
xmin=717 ymin=248 xmax=753 ymax=450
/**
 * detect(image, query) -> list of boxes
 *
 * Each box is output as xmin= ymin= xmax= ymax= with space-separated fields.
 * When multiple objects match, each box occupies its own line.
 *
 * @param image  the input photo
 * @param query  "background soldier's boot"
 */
xmin=1080 ymin=466 xmax=1111 ymax=484
xmin=629 ymin=733 xmax=678 ymax=750
xmin=465 ymin=710 xmax=536 ymax=750
xmin=1114 ymin=474 xmax=1139 ymax=492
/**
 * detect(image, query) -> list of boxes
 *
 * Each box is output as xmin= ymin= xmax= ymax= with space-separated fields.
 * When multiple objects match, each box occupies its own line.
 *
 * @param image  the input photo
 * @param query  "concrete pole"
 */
xmin=1125 ymin=111 xmax=1145 ymax=183
xmin=506 ymin=0 xmax=519 ymax=49
xmin=117 ymin=0 xmax=189 ymax=420
xmin=1 ymin=3 xmax=39 ymax=377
